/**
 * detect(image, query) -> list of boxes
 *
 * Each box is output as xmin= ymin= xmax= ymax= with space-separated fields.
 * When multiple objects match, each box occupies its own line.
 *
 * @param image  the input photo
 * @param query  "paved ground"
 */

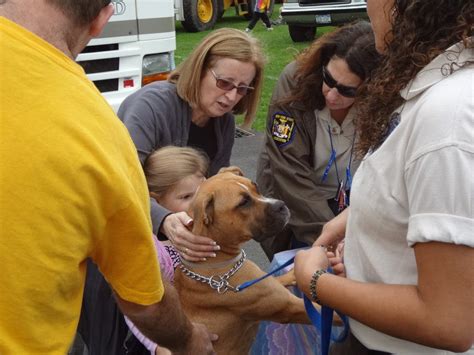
xmin=230 ymin=130 xmax=270 ymax=271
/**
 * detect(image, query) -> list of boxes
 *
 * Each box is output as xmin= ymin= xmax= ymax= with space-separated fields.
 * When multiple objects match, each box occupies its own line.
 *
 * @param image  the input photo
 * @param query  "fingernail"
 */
xmin=210 ymin=241 xmax=217 ymax=245
xmin=186 ymin=219 xmax=193 ymax=225
xmin=210 ymin=253 xmax=216 ymax=258
xmin=214 ymin=245 xmax=220 ymax=251
xmin=201 ymin=258 xmax=207 ymax=261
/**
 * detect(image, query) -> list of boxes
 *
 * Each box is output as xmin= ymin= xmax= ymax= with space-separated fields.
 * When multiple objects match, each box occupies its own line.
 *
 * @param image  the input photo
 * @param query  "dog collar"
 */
xmin=179 ymin=249 xmax=246 ymax=294
xmin=180 ymin=250 xmax=244 ymax=270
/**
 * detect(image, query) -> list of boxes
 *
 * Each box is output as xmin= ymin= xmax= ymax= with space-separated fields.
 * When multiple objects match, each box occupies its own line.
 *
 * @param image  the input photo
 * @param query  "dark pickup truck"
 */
xmin=282 ymin=0 xmax=368 ymax=42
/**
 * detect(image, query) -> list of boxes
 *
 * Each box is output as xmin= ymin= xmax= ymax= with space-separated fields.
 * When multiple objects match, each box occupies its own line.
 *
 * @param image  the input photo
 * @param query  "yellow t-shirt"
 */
xmin=0 ymin=17 xmax=163 ymax=354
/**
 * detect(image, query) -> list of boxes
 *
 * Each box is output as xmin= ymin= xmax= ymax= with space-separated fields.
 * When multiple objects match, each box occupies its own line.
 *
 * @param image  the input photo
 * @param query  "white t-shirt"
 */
xmin=345 ymin=42 xmax=474 ymax=354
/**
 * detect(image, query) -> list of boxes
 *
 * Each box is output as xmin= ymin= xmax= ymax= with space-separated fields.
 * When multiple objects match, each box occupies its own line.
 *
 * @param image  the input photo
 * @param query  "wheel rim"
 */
xmin=197 ymin=0 xmax=213 ymax=23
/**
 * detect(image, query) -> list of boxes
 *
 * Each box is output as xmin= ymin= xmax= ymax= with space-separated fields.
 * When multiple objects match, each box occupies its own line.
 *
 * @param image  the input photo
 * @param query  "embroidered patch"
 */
xmin=271 ymin=113 xmax=295 ymax=146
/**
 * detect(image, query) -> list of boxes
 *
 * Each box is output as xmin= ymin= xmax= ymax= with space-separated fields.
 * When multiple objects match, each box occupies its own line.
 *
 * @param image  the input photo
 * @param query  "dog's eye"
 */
xmin=237 ymin=194 xmax=251 ymax=208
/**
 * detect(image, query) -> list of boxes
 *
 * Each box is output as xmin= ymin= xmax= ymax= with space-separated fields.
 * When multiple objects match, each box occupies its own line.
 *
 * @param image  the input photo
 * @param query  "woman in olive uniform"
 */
xmin=256 ymin=21 xmax=381 ymax=259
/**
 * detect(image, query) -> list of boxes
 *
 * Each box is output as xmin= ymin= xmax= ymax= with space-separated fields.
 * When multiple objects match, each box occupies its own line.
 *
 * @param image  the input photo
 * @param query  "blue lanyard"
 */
xmin=321 ymin=124 xmax=355 ymax=191
xmin=345 ymin=132 xmax=356 ymax=191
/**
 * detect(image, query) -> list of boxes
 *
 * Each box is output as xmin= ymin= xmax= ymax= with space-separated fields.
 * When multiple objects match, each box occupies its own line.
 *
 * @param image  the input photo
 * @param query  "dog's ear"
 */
xmin=202 ymin=193 xmax=215 ymax=226
xmin=191 ymin=192 xmax=215 ymax=233
xmin=217 ymin=166 xmax=244 ymax=176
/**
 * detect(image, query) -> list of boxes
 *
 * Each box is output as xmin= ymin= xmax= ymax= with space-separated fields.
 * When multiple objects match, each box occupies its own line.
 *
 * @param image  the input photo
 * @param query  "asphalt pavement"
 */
xmin=230 ymin=129 xmax=270 ymax=271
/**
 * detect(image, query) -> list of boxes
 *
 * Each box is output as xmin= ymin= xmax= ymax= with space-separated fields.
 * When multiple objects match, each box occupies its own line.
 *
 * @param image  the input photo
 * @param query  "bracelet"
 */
xmin=309 ymin=269 xmax=327 ymax=305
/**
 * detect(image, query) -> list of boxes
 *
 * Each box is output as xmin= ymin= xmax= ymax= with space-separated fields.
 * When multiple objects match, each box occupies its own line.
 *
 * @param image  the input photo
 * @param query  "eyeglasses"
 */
xmin=322 ymin=66 xmax=358 ymax=98
xmin=209 ymin=69 xmax=254 ymax=96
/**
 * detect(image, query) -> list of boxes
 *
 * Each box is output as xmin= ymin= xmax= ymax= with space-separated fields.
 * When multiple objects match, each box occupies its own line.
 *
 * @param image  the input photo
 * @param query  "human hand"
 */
xmin=313 ymin=208 xmax=349 ymax=251
xmin=161 ymin=212 xmax=220 ymax=261
xmin=176 ymin=323 xmax=218 ymax=355
xmin=336 ymin=240 xmax=344 ymax=258
xmin=326 ymin=241 xmax=345 ymax=277
xmin=294 ymin=246 xmax=330 ymax=292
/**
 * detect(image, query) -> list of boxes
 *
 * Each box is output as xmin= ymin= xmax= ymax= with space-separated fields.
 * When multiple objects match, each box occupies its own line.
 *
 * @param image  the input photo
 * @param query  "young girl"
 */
xmin=145 ymin=146 xmax=208 ymax=218
xmin=126 ymin=146 xmax=209 ymax=355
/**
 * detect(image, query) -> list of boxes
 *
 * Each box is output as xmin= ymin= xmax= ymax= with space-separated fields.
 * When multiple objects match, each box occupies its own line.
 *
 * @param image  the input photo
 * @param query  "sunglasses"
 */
xmin=322 ymin=66 xmax=358 ymax=98
xmin=210 ymin=69 xmax=254 ymax=96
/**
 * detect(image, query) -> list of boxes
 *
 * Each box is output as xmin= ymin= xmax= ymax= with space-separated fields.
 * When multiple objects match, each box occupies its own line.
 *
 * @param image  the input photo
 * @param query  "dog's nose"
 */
xmin=271 ymin=199 xmax=286 ymax=213
xmin=254 ymin=198 xmax=291 ymax=242
xmin=268 ymin=199 xmax=289 ymax=216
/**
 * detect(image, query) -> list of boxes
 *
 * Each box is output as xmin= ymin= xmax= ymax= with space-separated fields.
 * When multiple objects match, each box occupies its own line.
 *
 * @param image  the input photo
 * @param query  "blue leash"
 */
xmin=235 ymin=256 xmax=295 ymax=292
xmin=304 ymin=293 xmax=349 ymax=355
xmin=235 ymin=256 xmax=348 ymax=355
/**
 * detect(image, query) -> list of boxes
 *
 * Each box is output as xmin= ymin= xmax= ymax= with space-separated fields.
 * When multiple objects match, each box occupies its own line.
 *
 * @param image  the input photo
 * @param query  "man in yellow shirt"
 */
xmin=0 ymin=1 xmax=216 ymax=354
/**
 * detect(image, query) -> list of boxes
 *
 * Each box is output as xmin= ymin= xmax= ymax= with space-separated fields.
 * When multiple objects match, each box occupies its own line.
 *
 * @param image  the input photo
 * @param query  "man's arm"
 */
xmin=115 ymin=279 xmax=217 ymax=355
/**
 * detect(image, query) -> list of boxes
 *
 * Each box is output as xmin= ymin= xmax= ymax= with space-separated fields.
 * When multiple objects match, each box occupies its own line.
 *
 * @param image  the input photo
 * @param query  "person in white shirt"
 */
xmin=294 ymin=0 xmax=474 ymax=354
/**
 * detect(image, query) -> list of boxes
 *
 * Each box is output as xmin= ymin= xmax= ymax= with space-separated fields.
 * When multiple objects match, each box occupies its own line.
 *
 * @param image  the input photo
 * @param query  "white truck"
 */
xmin=282 ymin=0 xmax=367 ymax=42
xmin=76 ymin=0 xmax=176 ymax=112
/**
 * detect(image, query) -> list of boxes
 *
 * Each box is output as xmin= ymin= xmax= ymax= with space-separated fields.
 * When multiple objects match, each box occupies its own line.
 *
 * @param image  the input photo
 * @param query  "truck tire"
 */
xmin=216 ymin=0 xmax=225 ymax=19
xmin=288 ymin=25 xmax=316 ymax=42
xmin=243 ymin=0 xmax=275 ymax=20
xmin=181 ymin=0 xmax=218 ymax=32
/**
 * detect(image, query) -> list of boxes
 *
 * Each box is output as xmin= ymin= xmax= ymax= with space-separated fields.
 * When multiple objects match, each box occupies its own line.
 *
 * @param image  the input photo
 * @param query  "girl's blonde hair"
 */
xmin=168 ymin=28 xmax=266 ymax=128
xmin=144 ymin=146 xmax=209 ymax=196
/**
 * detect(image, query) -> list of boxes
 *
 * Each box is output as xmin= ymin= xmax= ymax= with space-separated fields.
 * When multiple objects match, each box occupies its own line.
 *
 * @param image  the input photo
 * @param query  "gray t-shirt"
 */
xmin=118 ymin=81 xmax=235 ymax=234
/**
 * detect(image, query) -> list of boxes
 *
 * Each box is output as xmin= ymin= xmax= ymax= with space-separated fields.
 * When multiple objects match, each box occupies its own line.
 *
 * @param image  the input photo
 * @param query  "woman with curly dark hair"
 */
xmin=256 ymin=21 xmax=381 ymax=259
xmin=294 ymin=0 xmax=473 ymax=354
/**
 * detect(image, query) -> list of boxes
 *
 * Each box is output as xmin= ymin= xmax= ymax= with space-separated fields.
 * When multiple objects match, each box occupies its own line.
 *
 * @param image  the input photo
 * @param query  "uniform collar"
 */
xmin=318 ymin=105 xmax=356 ymax=129
xmin=400 ymin=42 xmax=473 ymax=101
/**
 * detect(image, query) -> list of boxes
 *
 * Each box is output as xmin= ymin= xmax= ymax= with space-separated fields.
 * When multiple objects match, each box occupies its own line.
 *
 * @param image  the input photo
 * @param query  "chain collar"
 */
xmin=178 ymin=249 xmax=246 ymax=294
xmin=181 ymin=249 xmax=244 ymax=270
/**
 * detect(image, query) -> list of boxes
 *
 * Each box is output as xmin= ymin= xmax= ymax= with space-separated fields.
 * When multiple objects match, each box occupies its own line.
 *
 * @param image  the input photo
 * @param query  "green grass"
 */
xmin=175 ymin=5 xmax=334 ymax=131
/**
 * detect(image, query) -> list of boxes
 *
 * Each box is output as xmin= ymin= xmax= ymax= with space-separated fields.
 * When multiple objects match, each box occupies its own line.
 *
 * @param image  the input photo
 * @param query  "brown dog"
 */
xmin=173 ymin=172 xmax=312 ymax=354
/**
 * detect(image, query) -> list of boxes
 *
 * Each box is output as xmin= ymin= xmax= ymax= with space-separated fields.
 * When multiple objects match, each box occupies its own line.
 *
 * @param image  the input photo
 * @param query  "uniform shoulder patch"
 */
xmin=271 ymin=113 xmax=296 ymax=146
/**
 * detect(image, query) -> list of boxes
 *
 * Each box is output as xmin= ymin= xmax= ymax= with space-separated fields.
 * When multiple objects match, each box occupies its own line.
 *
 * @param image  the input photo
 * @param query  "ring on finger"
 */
xmin=184 ymin=247 xmax=189 ymax=254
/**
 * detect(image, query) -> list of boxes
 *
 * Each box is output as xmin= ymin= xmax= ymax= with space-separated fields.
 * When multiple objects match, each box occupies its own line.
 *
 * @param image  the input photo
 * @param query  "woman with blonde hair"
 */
xmin=118 ymin=28 xmax=265 ymax=261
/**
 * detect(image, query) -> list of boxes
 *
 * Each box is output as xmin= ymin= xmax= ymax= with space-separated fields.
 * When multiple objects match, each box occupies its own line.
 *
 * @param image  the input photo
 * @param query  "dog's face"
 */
xmin=189 ymin=172 xmax=290 ymax=247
